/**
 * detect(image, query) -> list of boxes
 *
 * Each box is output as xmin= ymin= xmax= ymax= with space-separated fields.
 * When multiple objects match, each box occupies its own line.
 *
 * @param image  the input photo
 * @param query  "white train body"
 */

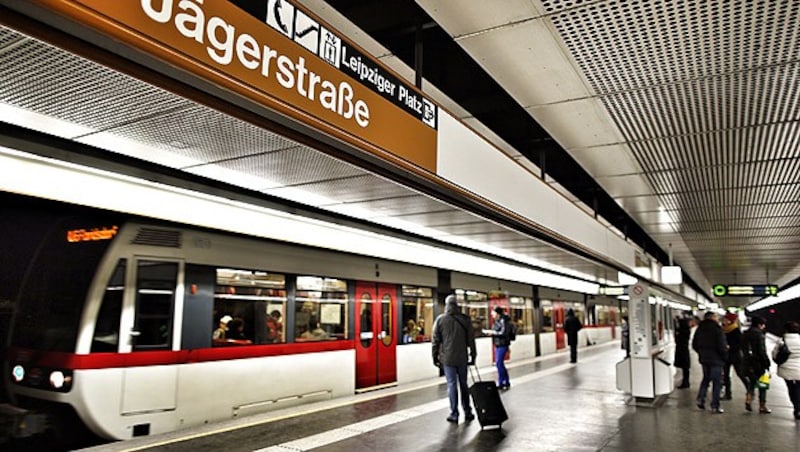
xmin=7 ymin=211 xmax=622 ymax=441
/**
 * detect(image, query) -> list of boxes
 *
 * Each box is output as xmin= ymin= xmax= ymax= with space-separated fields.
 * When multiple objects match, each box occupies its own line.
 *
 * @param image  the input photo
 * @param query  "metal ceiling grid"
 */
xmin=210 ymin=146 xmax=366 ymax=188
xmin=102 ymin=105 xmax=302 ymax=165
xmin=538 ymin=0 xmax=800 ymax=294
xmin=391 ymin=209 xmax=490 ymax=227
xmin=428 ymin=221 xmax=520 ymax=237
xmin=0 ymin=35 xmax=191 ymax=132
xmin=264 ymin=174 xmax=418 ymax=204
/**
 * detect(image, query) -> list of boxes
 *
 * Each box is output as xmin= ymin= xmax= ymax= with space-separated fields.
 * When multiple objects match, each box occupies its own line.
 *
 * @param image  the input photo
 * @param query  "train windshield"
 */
xmin=12 ymin=218 xmax=119 ymax=352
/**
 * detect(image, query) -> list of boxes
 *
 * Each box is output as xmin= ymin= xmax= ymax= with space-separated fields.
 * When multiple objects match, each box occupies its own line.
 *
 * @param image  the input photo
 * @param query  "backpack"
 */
xmin=506 ymin=317 xmax=517 ymax=342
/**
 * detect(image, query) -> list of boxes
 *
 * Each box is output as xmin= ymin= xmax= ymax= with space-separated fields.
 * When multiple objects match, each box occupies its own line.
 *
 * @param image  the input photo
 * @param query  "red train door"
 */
xmin=554 ymin=305 xmax=566 ymax=349
xmin=355 ymin=282 xmax=397 ymax=390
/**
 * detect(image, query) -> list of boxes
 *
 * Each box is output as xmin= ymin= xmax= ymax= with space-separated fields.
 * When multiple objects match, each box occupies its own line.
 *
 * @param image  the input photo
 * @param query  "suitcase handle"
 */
xmin=468 ymin=364 xmax=482 ymax=384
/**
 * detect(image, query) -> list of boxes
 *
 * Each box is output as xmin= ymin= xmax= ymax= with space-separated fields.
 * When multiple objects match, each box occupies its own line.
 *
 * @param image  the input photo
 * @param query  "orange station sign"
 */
xmin=35 ymin=0 xmax=438 ymax=173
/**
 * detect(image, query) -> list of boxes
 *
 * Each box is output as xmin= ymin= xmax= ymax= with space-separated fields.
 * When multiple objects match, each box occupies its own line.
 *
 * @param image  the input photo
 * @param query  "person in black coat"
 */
xmin=674 ymin=316 xmax=692 ymax=388
xmin=721 ymin=312 xmax=747 ymax=400
xmin=563 ymin=308 xmax=583 ymax=363
xmin=432 ymin=294 xmax=477 ymax=423
xmin=741 ymin=316 xmax=771 ymax=413
xmin=692 ymin=311 xmax=728 ymax=413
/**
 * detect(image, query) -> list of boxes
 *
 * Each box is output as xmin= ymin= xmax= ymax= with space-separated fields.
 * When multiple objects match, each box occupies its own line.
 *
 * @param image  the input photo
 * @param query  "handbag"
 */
xmin=756 ymin=372 xmax=770 ymax=390
xmin=775 ymin=340 xmax=791 ymax=365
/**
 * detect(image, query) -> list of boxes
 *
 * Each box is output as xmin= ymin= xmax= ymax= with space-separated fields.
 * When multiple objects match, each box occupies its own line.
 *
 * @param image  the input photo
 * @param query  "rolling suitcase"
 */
xmin=468 ymin=365 xmax=508 ymax=429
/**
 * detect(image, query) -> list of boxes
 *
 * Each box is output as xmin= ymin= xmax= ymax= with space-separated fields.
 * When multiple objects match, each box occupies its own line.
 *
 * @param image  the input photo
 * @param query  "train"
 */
xmin=2 ymin=193 xmax=625 ymax=442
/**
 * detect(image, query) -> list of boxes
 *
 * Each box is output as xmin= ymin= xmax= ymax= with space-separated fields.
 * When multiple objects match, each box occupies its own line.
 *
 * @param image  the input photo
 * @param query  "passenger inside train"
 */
xmin=299 ymin=316 xmax=330 ymax=341
xmin=225 ymin=318 xmax=253 ymax=345
xmin=212 ymin=315 xmax=232 ymax=345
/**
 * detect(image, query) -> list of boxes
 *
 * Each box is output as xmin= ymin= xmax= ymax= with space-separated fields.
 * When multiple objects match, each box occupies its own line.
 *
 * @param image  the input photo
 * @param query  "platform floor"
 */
xmin=82 ymin=340 xmax=799 ymax=452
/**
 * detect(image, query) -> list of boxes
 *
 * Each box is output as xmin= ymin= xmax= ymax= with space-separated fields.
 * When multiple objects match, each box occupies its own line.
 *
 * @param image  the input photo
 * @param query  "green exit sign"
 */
xmin=712 ymin=284 xmax=778 ymax=297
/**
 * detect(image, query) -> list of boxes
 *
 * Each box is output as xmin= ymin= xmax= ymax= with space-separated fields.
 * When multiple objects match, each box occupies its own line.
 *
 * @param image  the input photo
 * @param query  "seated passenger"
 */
xmin=265 ymin=310 xmax=283 ymax=343
xmin=300 ymin=316 xmax=329 ymax=341
xmin=225 ymin=318 xmax=252 ymax=345
xmin=403 ymin=319 xmax=421 ymax=343
xmin=213 ymin=315 xmax=232 ymax=345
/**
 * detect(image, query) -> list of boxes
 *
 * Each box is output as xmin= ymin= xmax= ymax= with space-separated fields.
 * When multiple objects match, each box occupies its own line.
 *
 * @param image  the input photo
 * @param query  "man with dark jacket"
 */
xmin=564 ymin=308 xmax=583 ymax=363
xmin=692 ymin=311 xmax=728 ymax=413
xmin=674 ymin=316 xmax=692 ymax=388
xmin=432 ymin=294 xmax=477 ymax=423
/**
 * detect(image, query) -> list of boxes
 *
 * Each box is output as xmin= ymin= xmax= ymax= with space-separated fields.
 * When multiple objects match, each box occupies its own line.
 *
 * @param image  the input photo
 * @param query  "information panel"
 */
xmin=628 ymin=283 xmax=650 ymax=358
xmin=712 ymin=284 xmax=778 ymax=297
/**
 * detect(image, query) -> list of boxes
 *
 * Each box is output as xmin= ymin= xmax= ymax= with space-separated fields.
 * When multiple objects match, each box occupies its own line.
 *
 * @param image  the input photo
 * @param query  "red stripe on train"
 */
xmin=8 ymin=341 xmax=354 ymax=369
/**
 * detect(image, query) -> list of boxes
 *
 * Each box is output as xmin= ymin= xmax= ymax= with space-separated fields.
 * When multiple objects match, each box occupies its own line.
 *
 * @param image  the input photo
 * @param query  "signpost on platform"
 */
xmin=615 ymin=282 xmax=673 ymax=406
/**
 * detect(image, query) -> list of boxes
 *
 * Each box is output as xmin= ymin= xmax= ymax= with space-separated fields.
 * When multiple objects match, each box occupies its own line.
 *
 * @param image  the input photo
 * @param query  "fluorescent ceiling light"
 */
xmin=0 ymin=102 xmax=94 ymax=138
xmin=186 ymin=164 xmax=281 ymax=191
xmin=77 ymin=131 xmax=202 ymax=168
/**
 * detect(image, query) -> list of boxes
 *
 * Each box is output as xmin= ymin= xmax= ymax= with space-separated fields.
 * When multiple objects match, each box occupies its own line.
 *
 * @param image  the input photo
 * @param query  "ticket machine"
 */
xmin=615 ymin=282 xmax=674 ymax=405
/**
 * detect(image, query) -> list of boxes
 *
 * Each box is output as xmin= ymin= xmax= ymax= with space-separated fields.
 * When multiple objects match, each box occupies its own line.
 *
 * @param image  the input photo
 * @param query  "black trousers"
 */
xmin=569 ymin=344 xmax=577 ymax=362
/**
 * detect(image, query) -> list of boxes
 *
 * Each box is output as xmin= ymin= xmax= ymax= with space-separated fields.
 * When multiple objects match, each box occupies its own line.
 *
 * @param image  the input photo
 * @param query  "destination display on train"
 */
xmin=66 ymin=226 xmax=118 ymax=243
xmin=712 ymin=284 xmax=778 ymax=297
xmin=233 ymin=0 xmax=437 ymax=129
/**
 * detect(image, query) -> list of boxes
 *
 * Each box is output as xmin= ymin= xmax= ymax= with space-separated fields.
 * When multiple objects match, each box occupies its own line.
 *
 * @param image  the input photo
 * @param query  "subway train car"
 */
xmin=2 ymin=193 xmax=618 ymax=442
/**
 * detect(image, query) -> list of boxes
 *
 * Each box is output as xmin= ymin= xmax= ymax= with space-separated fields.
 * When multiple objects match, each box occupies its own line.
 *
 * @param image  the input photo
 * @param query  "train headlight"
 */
xmin=12 ymin=365 xmax=25 ymax=382
xmin=48 ymin=370 xmax=73 ymax=391
xmin=49 ymin=371 xmax=65 ymax=389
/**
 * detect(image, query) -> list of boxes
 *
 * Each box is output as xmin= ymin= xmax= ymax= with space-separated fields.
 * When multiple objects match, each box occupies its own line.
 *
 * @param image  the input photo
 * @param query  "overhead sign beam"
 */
xmin=29 ymin=0 xmax=438 ymax=174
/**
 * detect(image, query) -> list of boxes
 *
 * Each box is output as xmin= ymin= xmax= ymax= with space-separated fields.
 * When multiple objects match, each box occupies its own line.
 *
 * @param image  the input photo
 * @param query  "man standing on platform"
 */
xmin=692 ymin=311 xmax=728 ymax=413
xmin=564 ymin=308 xmax=583 ymax=363
xmin=432 ymin=294 xmax=477 ymax=423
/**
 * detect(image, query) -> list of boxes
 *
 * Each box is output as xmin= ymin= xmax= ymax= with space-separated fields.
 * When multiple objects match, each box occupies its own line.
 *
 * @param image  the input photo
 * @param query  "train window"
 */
xmin=400 ymin=286 xmax=433 ymax=344
xmin=91 ymin=259 xmax=126 ymax=352
xmin=541 ymin=300 xmax=554 ymax=332
xmin=359 ymin=293 xmax=373 ymax=347
xmin=381 ymin=293 xmax=392 ymax=346
xmin=596 ymin=305 xmax=614 ymax=326
xmin=455 ymin=289 xmax=489 ymax=338
xmin=295 ymin=276 xmax=348 ymax=341
xmin=132 ymin=260 xmax=178 ymax=351
xmin=508 ymin=296 xmax=534 ymax=335
xmin=214 ymin=268 xmax=286 ymax=346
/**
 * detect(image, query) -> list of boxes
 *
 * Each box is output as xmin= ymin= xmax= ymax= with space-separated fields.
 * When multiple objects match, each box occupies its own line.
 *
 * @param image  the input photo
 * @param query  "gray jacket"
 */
xmin=432 ymin=301 xmax=476 ymax=367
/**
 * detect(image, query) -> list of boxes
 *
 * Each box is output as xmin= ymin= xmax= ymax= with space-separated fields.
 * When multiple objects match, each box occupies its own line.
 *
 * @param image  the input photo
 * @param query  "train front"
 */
xmin=5 ymin=215 xmax=121 ymax=442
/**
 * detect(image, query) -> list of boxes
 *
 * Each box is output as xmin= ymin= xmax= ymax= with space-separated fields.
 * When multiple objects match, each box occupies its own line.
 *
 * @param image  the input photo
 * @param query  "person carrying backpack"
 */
xmin=484 ymin=306 xmax=512 ymax=390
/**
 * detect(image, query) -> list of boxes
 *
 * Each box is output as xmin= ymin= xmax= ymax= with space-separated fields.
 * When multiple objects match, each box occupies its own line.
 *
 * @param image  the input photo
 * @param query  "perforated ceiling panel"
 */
xmin=0 ymin=36 xmax=190 ymax=132
xmin=538 ymin=0 xmax=800 ymax=295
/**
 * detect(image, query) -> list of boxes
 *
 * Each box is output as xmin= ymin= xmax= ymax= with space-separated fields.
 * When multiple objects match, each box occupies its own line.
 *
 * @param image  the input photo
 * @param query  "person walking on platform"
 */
xmin=483 ymin=306 xmax=512 ymax=390
xmin=564 ymin=308 xmax=583 ymax=363
xmin=741 ymin=316 xmax=771 ymax=413
xmin=432 ymin=294 xmax=477 ymax=423
xmin=721 ymin=312 xmax=746 ymax=400
xmin=772 ymin=321 xmax=800 ymax=420
xmin=674 ymin=315 xmax=692 ymax=388
xmin=692 ymin=311 xmax=728 ymax=413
